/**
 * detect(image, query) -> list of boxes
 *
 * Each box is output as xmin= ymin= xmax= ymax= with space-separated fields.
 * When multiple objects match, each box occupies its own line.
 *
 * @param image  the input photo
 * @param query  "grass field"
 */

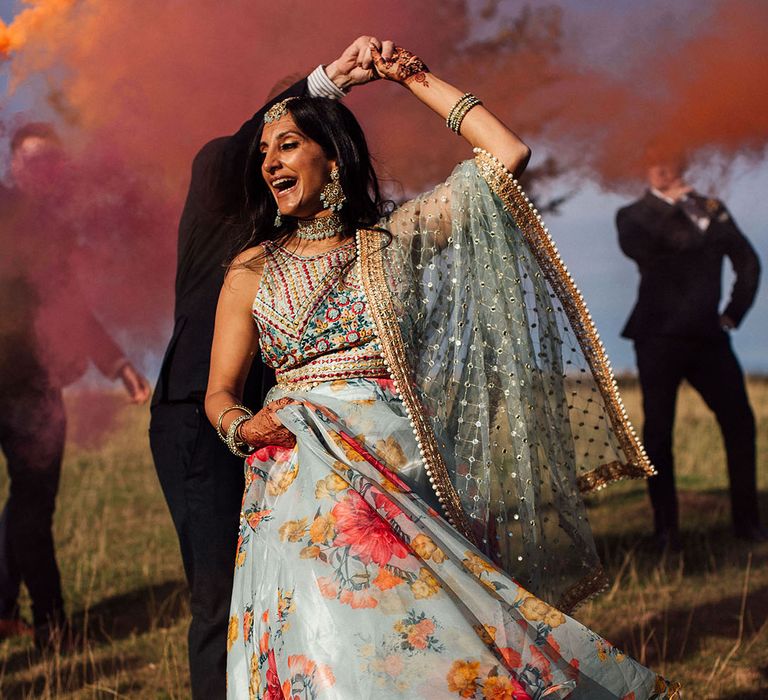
xmin=0 ymin=379 xmax=766 ymax=698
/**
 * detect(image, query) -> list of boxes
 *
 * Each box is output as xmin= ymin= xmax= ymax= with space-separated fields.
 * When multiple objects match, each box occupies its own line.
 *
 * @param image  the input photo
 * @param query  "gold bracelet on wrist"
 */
xmin=446 ymin=93 xmax=469 ymax=131
xmin=447 ymin=94 xmax=482 ymax=134
xmin=216 ymin=404 xmax=253 ymax=442
xmin=446 ymin=93 xmax=482 ymax=134
xmin=226 ymin=413 xmax=255 ymax=459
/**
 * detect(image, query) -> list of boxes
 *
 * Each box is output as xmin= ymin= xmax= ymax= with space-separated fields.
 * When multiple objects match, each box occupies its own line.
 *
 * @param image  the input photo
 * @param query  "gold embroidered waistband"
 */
xmin=275 ymin=352 xmax=389 ymax=389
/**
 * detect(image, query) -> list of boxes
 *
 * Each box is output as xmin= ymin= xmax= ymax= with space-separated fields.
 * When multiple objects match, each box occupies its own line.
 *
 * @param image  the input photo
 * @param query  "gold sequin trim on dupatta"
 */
xmin=356 ymin=229 xmax=479 ymax=547
xmin=556 ymin=568 xmax=610 ymax=614
xmin=473 ymin=148 xmax=654 ymax=491
xmin=576 ymin=460 xmax=642 ymax=493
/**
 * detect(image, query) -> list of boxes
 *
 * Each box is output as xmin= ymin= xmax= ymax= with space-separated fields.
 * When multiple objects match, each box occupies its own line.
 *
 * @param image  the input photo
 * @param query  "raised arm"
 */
xmin=371 ymin=45 xmax=531 ymax=176
xmin=371 ymin=45 xmax=530 ymax=249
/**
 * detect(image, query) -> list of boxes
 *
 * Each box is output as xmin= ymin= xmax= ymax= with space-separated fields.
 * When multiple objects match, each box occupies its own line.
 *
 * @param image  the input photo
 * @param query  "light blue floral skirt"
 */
xmin=226 ymin=378 xmax=680 ymax=700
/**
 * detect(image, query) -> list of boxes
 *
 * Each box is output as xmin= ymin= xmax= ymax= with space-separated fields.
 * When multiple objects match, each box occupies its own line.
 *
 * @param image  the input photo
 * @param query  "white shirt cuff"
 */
xmin=307 ymin=64 xmax=347 ymax=100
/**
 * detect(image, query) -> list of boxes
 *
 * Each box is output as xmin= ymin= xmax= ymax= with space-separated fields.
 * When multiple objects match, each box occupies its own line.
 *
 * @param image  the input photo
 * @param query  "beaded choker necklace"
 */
xmin=296 ymin=213 xmax=343 ymax=241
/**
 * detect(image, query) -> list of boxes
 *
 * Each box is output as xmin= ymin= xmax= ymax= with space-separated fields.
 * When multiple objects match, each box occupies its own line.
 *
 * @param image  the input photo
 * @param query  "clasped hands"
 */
xmin=325 ymin=35 xmax=428 ymax=90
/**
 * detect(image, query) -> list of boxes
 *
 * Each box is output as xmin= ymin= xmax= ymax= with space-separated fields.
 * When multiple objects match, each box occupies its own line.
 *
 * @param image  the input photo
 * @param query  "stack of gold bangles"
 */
xmin=446 ymin=93 xmax=482 ymax=134
xmin=216 ymin=404 xmax=255 ymax=459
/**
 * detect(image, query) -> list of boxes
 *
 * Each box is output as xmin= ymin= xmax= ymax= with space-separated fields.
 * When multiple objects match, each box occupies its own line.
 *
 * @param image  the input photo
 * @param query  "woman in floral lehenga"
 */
xmin=205 ymin=44 xmax=681 ymax=699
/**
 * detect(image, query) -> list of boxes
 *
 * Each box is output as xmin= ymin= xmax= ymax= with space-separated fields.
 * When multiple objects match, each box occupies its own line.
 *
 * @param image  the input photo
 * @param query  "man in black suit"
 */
xmin=149 ymin=36 xmax=392 ymax=698
xmin=617 ymin=160 xmax=763 ymax=549
xmin=0 ymin=123 xmax=150 ymax=646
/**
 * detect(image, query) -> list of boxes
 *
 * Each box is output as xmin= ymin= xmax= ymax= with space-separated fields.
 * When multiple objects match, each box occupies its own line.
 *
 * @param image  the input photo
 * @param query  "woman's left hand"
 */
xmin=370 ymin=44 xmax=430 ymax=87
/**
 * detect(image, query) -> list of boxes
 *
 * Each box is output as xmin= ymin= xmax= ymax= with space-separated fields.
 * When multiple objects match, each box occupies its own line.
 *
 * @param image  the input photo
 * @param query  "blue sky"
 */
xmin=2 ymin=1 xmax=766 ymax=374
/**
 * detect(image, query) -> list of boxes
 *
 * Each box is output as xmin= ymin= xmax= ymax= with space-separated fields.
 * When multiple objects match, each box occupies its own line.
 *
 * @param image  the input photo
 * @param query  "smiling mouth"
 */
xmin=272 ymin=177 xmax=297 ymax=197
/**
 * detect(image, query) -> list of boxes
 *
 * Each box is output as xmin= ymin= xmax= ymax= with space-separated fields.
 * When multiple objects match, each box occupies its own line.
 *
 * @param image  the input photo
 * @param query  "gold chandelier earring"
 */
xmin=320 ymin=167 xmax=346 ymax=212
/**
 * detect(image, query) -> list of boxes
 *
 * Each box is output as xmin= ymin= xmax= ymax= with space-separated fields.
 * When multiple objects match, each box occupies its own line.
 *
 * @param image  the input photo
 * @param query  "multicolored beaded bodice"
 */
xmin=252 ymin=239 xmax=387 ymax=386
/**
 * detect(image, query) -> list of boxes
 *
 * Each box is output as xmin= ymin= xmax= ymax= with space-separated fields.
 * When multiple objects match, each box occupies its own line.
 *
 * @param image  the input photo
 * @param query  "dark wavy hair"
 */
xmin=239 ymin=96 xmax=392 ymax=256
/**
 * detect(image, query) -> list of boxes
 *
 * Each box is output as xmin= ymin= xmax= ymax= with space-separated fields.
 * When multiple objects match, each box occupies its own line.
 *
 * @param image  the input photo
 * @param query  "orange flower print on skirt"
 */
xmin=226 ymin=379 xmax=680 ymax=699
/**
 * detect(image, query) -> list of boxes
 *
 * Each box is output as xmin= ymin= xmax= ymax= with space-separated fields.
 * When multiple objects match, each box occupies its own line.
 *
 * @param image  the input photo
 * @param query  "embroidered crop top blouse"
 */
xmin=252 ymin=239 xmax=387 ymax=386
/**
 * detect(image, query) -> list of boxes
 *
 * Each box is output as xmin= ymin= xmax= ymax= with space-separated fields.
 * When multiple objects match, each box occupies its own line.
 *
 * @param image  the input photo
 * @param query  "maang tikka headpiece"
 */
xmin=264 ymin=97 xmax=298 ymax=124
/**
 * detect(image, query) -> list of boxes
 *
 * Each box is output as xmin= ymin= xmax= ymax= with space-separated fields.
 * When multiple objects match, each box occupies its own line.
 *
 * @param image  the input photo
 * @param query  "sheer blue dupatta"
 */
xmin=357 ymin=150 xmax=653 ymax=612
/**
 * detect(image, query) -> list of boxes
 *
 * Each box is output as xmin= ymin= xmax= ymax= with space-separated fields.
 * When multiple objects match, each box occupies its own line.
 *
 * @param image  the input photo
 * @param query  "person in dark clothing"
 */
xmin=148 ymin=36 xmax=394 ymax=698
xmin=0 ymin=124 xmax=150 ymax=646
xmin=617 ymin=160 xmax=763 ymax=550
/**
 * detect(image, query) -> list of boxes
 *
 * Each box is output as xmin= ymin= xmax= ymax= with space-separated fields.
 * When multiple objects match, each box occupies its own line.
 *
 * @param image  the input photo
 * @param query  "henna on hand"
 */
xmin=371 ymin=45 xmax=430 ymax=87
xmin=239 ymin=397 xmax=297 ymax=449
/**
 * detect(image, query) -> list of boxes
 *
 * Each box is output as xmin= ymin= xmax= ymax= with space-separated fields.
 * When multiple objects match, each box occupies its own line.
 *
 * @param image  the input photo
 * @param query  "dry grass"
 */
xmin=1 ymin=379 xmax=767 ymax=698
xmin=580 ymin=378 xmax=768 ymax=699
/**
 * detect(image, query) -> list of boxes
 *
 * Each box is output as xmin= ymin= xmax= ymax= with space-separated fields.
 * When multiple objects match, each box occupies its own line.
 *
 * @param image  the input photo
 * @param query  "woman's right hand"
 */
xmin=239 ymin=397 xmax=297 ymax=450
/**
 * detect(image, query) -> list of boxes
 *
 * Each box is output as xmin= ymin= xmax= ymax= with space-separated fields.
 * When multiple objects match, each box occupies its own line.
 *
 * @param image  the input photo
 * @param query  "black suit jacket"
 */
xmin=152 ymin=79 xmax=309 ymax=407
xmin=617 ymin=191 xmax=760 ymax=340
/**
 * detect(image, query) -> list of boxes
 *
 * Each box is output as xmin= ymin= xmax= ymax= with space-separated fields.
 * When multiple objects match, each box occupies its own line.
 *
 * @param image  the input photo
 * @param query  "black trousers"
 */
xmin=149 ymin=401 xmax=244 ymax=700
xmin=634 ymin=334 xmax=760 ymax=535
xmin=0 ymin=387 xmax=66 ymax=630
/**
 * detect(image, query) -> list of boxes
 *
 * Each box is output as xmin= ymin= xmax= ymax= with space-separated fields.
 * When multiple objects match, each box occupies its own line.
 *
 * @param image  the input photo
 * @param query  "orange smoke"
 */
xmin=555 ymin=0 xmax=768 ymax=186
xmin=0 ymin=1 xmax=462 ymax=356
xmin=1 ymin=0 xmax=766 ymax=356
xmin=2 ymin=1 xmax=447 ymax=193
xmin=6 ymin=1 xmax=766 ymax=190
xmin=0 ymin=0 xmax=74 ymax=57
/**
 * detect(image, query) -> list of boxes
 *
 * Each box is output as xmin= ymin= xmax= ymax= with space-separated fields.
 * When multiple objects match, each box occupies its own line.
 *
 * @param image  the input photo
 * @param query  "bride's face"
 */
xmin=260 ymin=114 xmax=336 ymax=219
